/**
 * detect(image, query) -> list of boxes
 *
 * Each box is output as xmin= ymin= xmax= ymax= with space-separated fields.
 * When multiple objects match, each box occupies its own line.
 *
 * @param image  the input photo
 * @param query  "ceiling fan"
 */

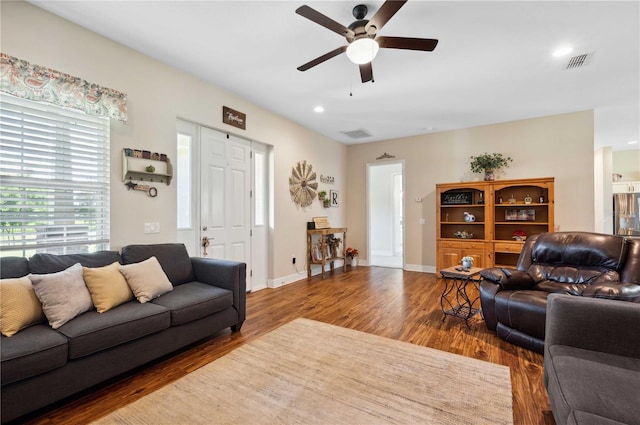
xmin=295 ymin=0 xmax=438 ymax=83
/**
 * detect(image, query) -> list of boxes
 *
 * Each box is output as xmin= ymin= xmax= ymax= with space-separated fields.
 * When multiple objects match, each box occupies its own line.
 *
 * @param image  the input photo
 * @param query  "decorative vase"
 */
xmin=350 ymin=257 xmax=357 ymax=267
xmin=462 ymin=259 xmax=473 ymax=270
xmin=484 ymin=170 xmax=495 ymax=181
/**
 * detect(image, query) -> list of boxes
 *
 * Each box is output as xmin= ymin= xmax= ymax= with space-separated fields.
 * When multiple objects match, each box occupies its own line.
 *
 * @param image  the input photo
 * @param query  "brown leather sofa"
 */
xmin=479 ymin=232 xmax=640 ymax=353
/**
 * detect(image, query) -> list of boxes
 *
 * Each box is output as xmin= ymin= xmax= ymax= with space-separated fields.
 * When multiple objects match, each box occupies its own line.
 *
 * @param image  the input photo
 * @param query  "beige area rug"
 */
xmin=93 ymin=319 xmax=513 ymax=425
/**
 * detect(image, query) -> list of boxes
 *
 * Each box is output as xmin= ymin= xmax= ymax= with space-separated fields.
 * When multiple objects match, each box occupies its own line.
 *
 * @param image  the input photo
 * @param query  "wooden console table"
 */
xmin=307 ymin=227 xmax=347 ymax=279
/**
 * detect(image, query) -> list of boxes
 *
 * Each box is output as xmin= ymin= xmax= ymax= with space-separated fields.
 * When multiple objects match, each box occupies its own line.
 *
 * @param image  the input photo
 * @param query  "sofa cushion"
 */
xmin=528 ymin=265 xmax=620 ymax=287
xmin=568 ymin=411 xmax=629 ymax=425
xmin=547 ymin=345 xmax=640 ymax=425
xmin=531 ymin=232 xmax=627 ymax=271
xmin=151 ymin=282 xmax=233 ymax=326
xmin=83 ymin=262 xmax=134 ymax=313
xmin=119 ymin=257 xmax=173 ymax=303
xmin=495 ymin=290 xmax=548 ymax=340
xmin=30 ymin=263 xmax=94 ymax=329
xmin=0 ymin=256 xmax=30 ymax=279
xmin=29 ymin=251 xmax=122 ymax=274
xmin=121 ymin=243 xmax=195 ymax=285
xmin=0 ymin=277 xmax=44 ymax=337
xmin=57 ymin=301 xmax=170 ymax=359
xmin=0 ymin=324 xmax=68 ymax=385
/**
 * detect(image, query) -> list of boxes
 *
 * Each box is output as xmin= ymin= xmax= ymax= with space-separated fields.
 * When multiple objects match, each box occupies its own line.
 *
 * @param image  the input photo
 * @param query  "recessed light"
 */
xmin=629 ymin=140 xmax=638 ymax=145
xmin=553 ymin=46 xmax=573 ymax=57
xmin=314 ymin=106 xmax=325 ymax=113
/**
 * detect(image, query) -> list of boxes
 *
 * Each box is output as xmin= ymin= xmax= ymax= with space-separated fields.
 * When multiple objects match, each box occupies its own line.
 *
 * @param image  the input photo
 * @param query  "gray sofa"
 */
xmin=0 ymin=243 xmax=246 ymax=423
xmin=544 ymin=294 xmax=640 ymax=425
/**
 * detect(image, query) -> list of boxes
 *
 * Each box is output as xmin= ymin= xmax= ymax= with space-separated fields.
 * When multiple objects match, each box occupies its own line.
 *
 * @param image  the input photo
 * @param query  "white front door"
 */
xmin=200 ymin=127 xmax=252 ymax=287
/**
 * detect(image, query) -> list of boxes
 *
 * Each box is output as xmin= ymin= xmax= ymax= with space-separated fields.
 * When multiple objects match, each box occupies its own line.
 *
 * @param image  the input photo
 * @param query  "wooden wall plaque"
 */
xmin=223 ymin=106 xmax=246 ymax=130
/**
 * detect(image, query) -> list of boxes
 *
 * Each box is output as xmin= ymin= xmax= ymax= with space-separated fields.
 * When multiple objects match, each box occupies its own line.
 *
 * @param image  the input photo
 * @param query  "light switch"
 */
xmin=419 ymin=218 xmax=426 ymax=225
xmin=144 ymin=222 xmax=160 ymax=234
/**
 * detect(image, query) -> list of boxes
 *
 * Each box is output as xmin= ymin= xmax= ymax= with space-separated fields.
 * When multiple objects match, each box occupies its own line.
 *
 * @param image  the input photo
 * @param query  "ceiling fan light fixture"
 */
xmin=346 ymin=37 xmax=379 ymax=64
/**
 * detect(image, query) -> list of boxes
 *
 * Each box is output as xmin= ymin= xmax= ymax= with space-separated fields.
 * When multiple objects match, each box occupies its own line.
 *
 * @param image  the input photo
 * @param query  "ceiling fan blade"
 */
xmin=377 ymin=36 xmax=439 ymax=51
xmin=297 ymin=46 xmax=348 ymax=71
xmin=359 ymin=62 xmax=373 ymax=83
xmin=366 ymin=0 xmax=408 ymax=32
xmin=296 ymin=5 xmax=354 ymax=38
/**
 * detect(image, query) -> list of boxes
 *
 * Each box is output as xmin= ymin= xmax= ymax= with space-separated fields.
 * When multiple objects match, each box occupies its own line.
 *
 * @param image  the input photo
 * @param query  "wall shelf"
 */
xmin=122 ymin=150 xmax=173 ymax=185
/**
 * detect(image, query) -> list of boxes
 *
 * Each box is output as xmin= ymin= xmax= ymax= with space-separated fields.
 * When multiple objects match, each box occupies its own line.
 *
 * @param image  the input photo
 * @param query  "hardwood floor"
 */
xmin=17 ymin=267 xmax=556 ymax=425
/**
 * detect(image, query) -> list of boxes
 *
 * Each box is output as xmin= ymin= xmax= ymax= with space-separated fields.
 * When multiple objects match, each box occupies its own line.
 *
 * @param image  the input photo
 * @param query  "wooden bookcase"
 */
xmin=436 ymin=177 xmax=554 ymax=273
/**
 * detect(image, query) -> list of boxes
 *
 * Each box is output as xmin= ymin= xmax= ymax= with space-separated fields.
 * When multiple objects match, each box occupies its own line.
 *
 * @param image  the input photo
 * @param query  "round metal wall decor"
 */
xmin=289 ymin=160 xmax=318 ymax=207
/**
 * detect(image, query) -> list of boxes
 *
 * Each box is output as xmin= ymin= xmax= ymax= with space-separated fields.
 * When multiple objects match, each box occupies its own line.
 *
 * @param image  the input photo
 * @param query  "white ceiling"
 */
xmin=28 ymin=0 xmax=640 ymax=151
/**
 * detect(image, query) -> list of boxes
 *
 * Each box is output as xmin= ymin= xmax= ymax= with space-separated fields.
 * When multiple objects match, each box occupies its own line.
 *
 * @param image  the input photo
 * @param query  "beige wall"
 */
xmin=1 ymin=2 xmax=599 ymax=277
xmin=346 ymin=111 xmax=595 ymax=270
xmin=612 ymin=150 xmax=640 ymax=181
xmin=1 ymin=1 xmax=346 ymax=282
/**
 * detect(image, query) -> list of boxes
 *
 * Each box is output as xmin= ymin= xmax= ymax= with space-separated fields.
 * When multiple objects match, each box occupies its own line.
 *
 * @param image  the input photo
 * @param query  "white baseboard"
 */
xmin=268 ymin=262 xmax=348 ymax=289
xmin=265 ymin=262 xmax=437 ymax=290
xmin=267 ymin=272 xmax=306 ymax=288
xmin=404 ymin=264 xmax=436 ymax=273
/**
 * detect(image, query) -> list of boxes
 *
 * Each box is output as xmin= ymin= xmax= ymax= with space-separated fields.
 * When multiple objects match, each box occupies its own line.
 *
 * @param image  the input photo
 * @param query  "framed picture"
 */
xmin=330 ymin=190 xmax=339 ymax=207
xmin=313 ymin=216 xmax=331 ymax=229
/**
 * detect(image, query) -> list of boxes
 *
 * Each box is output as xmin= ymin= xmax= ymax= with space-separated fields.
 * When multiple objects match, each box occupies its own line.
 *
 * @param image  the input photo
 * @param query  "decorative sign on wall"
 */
xmin=320 ymin=175 xmax=335 ymax=184
xmin=222 ymin=106 xmax=246 ymax=130
xmin=441 ymin=191 xmax=473 ymax=205
xmin=330 ymin=190 xmax=340 ymax=207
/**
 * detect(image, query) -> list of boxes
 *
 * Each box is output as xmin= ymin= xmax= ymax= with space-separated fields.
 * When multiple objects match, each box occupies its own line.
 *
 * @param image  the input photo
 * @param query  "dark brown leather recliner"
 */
xmin=479 ymin=232 xmax=640 ymax=353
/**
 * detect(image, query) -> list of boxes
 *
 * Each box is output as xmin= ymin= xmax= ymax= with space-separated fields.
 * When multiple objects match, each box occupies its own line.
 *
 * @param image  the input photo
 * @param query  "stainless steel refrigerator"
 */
xmin=614 ymin=191 xmax=640 ymax=236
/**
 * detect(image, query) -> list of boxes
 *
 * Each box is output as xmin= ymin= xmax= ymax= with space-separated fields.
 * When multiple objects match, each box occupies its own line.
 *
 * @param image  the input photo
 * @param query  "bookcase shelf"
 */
xmin=436 ymin=177 xmax=554 ymax=272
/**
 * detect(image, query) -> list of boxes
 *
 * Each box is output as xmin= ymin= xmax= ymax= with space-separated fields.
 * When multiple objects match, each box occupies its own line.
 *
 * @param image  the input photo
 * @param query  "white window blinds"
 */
xmin=0 ymin=93 xmax=110 ymax=256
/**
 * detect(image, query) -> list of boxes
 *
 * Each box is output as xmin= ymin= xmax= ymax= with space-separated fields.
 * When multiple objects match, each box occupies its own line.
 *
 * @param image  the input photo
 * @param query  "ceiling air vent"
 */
xmin=565 ymin=52 xmax=593 ymax=70
xmin=340 ymin=128 xmax=372 ymax=139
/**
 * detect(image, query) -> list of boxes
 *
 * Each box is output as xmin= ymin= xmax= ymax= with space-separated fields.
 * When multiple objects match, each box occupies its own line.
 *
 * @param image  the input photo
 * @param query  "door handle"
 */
xmin=201 ymin=236 xmax=211 ymax=256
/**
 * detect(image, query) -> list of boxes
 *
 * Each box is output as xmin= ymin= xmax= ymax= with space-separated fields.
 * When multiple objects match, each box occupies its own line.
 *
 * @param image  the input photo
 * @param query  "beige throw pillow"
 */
xmin=83 ymin=262 xmax=134 ymax=313
xmin=119 ymin=256 xmax=173 ymax=303
xmin=30 ymin=263 xmax=93 ymax=329
xmin=0 ymin=276 xmax=45 ymax=337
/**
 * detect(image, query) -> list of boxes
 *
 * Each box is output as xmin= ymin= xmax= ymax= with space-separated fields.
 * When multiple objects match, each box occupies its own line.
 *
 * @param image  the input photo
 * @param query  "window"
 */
xmin=176 ymin=132 xmax=192 ymax=229
xmin=0 ymin=94 xmax=110 ymax=256
xmin=254 ymin=150 xmax=266 ymax=227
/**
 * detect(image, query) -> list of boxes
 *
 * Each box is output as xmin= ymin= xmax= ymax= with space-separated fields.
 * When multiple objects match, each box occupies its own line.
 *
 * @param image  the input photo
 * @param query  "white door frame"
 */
xmin=366 ymin=160 xmax=405 ymax=268
xmin=175 ymin=119 xmax=271 ymax=292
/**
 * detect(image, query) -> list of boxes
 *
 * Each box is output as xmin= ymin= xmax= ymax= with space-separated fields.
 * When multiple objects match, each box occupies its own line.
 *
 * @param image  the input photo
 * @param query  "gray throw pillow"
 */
xmin=119 ymin=256 xmax=173 ymax=303
xmin=30 ymin=263 xmax=93 ymax=329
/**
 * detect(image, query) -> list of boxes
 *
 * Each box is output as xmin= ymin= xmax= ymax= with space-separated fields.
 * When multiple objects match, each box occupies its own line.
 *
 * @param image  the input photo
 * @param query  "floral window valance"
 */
xmin=0 ymin=53 xmax=127 ymax=123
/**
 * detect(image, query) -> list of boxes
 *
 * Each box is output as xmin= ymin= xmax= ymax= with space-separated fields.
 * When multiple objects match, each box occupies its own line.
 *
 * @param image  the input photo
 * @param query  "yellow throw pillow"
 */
xmin=0 ymin=276 xmax=45 ymax=337
xmin=119 ymin=256 xmax=173 ymax=303
xmin=83 ymin=262 xmax=134 ymax=313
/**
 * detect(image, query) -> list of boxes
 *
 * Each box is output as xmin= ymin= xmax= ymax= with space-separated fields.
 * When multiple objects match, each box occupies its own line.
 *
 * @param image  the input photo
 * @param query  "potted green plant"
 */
xmin=318 ymin=190 xmax=327 ymax=200
xmin=469 ymin=153 xmax=512 ymax=181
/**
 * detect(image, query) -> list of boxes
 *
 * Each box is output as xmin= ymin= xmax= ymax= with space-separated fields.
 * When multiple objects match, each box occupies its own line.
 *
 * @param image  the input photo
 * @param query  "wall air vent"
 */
xmin=565 ymin=52 xmax=593 ymax=70
xmin=340 ymin=128 xmax=372 ymax=139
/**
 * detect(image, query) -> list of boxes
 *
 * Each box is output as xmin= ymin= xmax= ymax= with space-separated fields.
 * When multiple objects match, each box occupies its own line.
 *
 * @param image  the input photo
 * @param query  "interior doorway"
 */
xmin=367 ymin=161 xmax=404 ymax=268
